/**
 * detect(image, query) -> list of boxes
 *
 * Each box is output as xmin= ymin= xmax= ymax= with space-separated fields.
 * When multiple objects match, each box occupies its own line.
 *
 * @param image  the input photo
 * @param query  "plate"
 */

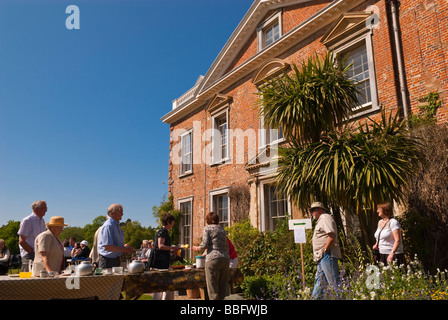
xmin=8 ymin=274 xmax=19 ymax=277
xmin=171 ymin=265 xmax=185 ymax=269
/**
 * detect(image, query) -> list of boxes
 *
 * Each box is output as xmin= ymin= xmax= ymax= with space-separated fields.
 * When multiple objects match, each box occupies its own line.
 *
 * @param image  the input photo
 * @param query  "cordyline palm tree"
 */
xmin=258 ymin=51 xmax=359 ymax=145
xmin=276 ymin=111 xmax=422 ymax=246
xmin=257 ymin=51 xmax=423 ymax=247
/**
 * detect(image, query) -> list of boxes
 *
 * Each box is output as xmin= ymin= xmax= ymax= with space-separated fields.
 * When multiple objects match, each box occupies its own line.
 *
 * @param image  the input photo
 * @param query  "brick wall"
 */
xmin=398 ymin=0 xmax=447 ymax=122
xmin=167 ymin=0 xmax=448 ymax=244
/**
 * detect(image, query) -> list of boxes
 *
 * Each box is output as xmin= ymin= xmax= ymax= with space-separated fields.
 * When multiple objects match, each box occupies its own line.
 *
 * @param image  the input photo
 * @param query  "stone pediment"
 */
xmin=206 ymin=94 xmax=232 ymax=113
xmin=252 ymin=59 xmax=290 ymax=87
xmin=320 ymin=12 xmax=372 ymax=47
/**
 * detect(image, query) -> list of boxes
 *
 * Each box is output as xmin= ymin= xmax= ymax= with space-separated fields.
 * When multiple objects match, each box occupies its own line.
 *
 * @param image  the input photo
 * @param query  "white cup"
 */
xmin=112 ymin=267 xmax=123 ymax=274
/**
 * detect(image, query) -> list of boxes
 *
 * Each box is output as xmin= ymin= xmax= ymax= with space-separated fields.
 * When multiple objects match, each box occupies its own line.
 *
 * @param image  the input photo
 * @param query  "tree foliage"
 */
xmin=0 ymin=220 xmax=20 ymax=254
xmin=401 ymin=123 xmax=448 ymax=270
xmin=1 ymin=215 xmax=155 ymax=255
xmin=122 ymin=219 xmax=155 ymax=250
xmin=152 ymin=194 xmax=182 ymax=244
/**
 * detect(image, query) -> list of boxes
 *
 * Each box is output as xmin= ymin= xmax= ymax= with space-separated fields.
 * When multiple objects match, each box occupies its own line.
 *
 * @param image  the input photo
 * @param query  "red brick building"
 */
xmin=162 ymin=0 xmax=447 ymax=248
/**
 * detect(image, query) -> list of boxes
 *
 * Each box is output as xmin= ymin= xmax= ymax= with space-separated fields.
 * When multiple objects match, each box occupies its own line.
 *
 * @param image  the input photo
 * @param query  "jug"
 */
xmin=128 ymin=260 xmax=145 ymax=274
xmin=75 ymin=261 xmax=96 ymax=276
xmin=32 ymin=261 xmax=44 ymax=277
xmin=19 ymin=261 xmax=33 ymax=278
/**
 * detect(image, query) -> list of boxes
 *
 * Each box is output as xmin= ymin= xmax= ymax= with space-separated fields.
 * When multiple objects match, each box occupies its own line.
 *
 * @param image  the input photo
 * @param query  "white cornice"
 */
xmin=197 ymin=0 xmax=314 ymax=97
xmin=162 ymin=0 xmax=367 ymax=125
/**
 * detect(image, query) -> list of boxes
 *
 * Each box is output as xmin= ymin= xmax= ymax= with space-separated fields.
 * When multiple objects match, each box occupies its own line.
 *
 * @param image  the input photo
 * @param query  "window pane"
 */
xmin=264 ymin=22 xmax=280 ymax=48
xmin=273 ymin=24 xmax=280 ymax=40
xmin=344 ymin=43 xmax=371 ymax=107
xmin=215 ymin=194 xmax=229 ymax=227
xmin=215 ymin=115 xmax=228 ymax=161
xmin=180 ymin=201 xmax=192 ymax=259
xmin=264 ymin=185 xmax=288 ymax=231
xmin=266 ymin=28 xmax=273 ymax=41
xmin=180 ymin=132 xmax=192 ymax=174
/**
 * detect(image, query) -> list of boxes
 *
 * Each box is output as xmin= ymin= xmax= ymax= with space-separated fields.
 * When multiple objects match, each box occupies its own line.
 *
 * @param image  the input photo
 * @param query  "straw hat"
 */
xmin=310 ymin=202 xmax=328 ymax=212
xmin=45 ymin=216 xmax=68 ymax=227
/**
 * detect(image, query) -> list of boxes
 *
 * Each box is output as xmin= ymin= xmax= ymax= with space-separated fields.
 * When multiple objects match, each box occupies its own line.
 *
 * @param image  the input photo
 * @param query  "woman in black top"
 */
xmin=151 ymin=213 xmax=176 ymax=270
xmin=151 ymin=213 xmax=177 ymax=300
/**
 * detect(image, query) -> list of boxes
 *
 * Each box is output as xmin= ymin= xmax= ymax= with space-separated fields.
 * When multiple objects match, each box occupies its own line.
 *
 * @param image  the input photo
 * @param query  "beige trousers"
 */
xmin=205 ymin=257 xmax=230 ymax=300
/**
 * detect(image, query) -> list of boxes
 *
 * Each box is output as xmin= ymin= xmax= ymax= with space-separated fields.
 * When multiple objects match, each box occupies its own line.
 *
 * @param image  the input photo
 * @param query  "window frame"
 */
xmin=209 ymin=187 xmax=230 ymax=228
xmin=179 ymin=128 xmax=193 ymax=177
xmin=333 ymin=32 xmax=379 ymax=118
xmin=259 ymin=181 xmax=290 ymax=232
xmin=257 ymin=11 xmax=283 ymax=52
xmin=178 ymin=197 xmax=193 ymax=260
xmin=211 ymin=107 xmax=230 ymax=165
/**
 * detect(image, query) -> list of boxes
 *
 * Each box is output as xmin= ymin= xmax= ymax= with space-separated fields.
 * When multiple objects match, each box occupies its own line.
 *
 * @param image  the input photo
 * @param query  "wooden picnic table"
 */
xmin=122 ymin=267 xmax=244 ymax=300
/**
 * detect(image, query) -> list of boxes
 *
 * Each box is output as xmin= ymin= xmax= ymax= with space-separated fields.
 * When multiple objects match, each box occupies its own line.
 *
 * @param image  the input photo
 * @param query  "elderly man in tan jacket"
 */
xmin=33 ymin=216 xmax=67 ymax=274
xmin=310 ymin=202 xmax=341 ymax=299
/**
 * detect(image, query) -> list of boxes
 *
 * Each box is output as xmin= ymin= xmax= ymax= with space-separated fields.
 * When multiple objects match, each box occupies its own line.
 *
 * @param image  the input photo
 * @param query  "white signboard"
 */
xmin=289 ymin=219 xmax=311 ymax=244
xmin=288 ymin=219 xmax=312 ymax=230
xmin=293 ymin=226 xmax=306 ymax=244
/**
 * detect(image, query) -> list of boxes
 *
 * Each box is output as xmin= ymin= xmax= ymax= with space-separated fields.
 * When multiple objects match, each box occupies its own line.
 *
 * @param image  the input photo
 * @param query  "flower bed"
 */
xmin=273 ymin=256 xmax=448 ymax=300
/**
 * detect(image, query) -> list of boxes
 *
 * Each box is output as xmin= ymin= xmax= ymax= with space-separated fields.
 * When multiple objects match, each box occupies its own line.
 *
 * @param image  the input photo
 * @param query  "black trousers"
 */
xmin=379 ymin=253 xmax=406 ymax=266
xmin=98 ymin=255 xmax=121 ymax=269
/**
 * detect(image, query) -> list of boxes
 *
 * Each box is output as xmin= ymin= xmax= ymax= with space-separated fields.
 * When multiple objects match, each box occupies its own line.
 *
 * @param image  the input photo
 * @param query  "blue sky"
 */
xmin=0 ymin=0 xmax=253 ymax=228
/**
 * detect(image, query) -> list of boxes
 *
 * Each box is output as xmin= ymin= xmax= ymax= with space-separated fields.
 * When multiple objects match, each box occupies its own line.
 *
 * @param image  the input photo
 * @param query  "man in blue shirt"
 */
xmin=97 ymin=204 xmax=134 ymax=268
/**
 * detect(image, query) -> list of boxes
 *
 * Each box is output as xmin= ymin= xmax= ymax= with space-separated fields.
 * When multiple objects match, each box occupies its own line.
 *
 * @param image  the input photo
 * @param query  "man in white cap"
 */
xmin=310 ymin=202 xmax=341 ymax=299
xmin=73 ymin=240 xmax=91 ymax=260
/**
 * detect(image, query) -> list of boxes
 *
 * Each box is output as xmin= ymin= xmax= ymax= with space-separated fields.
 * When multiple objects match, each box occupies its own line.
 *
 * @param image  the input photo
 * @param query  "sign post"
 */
xmin=289 ymin=219 xmax=312 ymax=289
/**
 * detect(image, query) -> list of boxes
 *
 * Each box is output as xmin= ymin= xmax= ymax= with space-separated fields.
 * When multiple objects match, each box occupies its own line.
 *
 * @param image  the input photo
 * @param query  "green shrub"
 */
xmin=241 ymin=274 xmax=283 ymax=300
xmin=226 ymin=217 xmax=316 ymax=288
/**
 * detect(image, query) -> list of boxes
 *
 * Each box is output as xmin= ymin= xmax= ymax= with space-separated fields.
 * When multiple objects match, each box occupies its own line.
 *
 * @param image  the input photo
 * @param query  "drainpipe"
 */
xmin=389 ymin=0 xmax=409 ymax=125
xmin=204 ymin=109 xmax=207 ymax=230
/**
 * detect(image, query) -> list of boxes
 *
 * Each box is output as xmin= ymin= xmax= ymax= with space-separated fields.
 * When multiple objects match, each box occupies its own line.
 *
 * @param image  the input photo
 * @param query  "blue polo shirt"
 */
xmin=97 ymin=218 xmax=124 ymax=259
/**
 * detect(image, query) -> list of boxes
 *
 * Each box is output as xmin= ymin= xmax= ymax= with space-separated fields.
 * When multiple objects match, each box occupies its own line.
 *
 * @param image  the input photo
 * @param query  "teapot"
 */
xmin=128 ymin=260 xmax=145 ymax=274
xmin=75 ymin=261 xmax=95 ymax=276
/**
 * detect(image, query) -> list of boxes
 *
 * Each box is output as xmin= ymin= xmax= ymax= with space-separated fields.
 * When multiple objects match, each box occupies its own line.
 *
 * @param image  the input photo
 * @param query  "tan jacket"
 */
xmin=34 ymin=229 xmax=64 ymax=273
xmin=312 ymin=213 xmax=342 ymax=262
